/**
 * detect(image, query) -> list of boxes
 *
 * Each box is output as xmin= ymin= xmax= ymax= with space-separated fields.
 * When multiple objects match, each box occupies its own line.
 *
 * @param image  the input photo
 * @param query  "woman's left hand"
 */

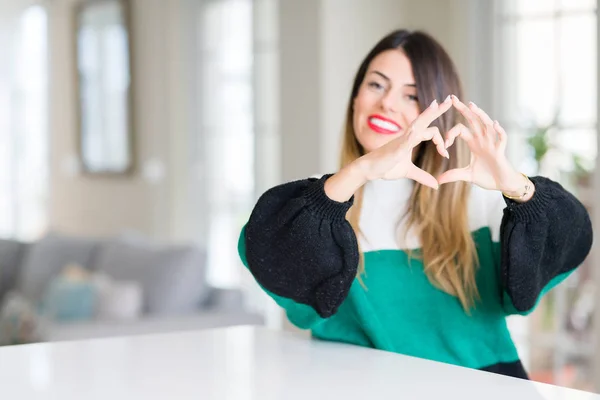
xmin=437 ymin=95 xmax=533 ymax=200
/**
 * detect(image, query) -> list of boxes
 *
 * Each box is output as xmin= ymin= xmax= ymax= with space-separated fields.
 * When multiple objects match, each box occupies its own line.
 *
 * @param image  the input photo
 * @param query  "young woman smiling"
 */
xmin=237 ymin=29 xmax=593 ymax=379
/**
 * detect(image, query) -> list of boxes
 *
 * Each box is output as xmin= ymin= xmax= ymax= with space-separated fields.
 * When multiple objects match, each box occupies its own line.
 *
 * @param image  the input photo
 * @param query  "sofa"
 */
xmin=0 ymin=232 xmax=263 ymax=345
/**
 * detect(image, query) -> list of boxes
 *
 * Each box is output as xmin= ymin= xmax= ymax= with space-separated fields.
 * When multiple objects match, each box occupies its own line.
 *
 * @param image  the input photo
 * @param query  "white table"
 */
xmin=0 ymin=325 xmax=598 ymax=399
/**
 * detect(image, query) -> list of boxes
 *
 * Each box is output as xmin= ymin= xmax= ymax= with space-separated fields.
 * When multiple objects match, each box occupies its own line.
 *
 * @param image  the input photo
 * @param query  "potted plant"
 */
xmin=572 ymin=154 xmax=593 ymax=188
xmin=524 ymin=110 xmax=559 ymax=175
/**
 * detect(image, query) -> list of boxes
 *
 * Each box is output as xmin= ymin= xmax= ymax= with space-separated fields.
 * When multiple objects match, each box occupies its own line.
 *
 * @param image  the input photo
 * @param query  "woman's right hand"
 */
xmin=324 ymin=96 xmax=452 ymax=202
xmin=354 ymin=96 xmax=452 ymax=189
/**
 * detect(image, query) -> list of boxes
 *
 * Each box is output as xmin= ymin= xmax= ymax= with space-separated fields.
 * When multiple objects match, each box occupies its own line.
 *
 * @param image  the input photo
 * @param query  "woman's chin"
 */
xmin=359 ymin=133 xmax=402 ymax=153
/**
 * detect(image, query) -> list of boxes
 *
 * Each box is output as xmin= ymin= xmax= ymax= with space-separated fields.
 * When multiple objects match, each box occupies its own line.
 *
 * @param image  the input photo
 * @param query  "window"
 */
xmin=495 ymin=0 xmax=597 ymax=391
xmin=0 ymin=5 xmax=48 ymax=240
xmin=196 ymin=0 xmax=254 ymax=288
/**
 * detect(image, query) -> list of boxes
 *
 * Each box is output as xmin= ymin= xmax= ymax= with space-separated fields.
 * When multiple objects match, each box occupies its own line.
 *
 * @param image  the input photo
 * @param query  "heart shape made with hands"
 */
xmin=398 ymin=94 xmax=516 ymax=192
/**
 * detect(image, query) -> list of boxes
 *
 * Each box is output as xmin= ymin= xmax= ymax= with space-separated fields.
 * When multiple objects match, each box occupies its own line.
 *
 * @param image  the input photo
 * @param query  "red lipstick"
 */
xmin=367 ymin=114 xmax=402 ymax=135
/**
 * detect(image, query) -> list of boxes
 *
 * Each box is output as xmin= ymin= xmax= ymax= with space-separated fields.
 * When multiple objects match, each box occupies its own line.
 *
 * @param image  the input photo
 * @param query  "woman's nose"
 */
xmin=380 ymin=91 xmax=398 ymax=113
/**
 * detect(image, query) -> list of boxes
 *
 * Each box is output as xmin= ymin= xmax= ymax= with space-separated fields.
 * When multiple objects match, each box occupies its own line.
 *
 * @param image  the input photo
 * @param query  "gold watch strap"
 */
xmin=502 ymin=173 xmax=532 ymax=200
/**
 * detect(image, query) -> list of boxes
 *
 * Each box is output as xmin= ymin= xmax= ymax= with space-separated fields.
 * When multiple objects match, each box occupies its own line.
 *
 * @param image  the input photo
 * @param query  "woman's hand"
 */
xmin=437 ymin=96 xmax=533 ymax=200
xmin=354 ymin=96 xmax=452 ymax=190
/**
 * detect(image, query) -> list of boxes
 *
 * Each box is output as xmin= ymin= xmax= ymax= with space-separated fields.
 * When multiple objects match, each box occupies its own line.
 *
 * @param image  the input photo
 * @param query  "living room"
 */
xmin=0 ymin=0 xmax=599 ymax=396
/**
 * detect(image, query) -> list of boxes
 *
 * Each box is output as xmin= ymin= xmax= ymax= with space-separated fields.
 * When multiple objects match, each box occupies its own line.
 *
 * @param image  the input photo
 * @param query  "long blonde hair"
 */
xmin=342 ymin=30 xmax=479 ymax=312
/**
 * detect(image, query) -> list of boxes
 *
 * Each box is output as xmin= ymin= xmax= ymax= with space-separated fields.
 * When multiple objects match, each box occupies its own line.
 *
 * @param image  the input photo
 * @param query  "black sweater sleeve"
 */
xmin=243 ymin=174 xmax=359 ymax=318
xmin=500 ymin=176 xmax=593 ymax=313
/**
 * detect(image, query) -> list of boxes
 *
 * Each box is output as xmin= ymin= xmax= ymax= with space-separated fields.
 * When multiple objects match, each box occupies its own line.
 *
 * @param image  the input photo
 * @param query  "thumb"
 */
xmin=406 ymin=164 xmax=439 ymax=190
xmin=437 ymin=167 xmax=472 ymax=185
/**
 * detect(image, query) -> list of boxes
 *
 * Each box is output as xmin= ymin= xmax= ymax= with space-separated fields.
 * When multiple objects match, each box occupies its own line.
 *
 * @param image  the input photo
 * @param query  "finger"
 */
xmin=437 ymin=167 xmax=472 ymax=185
xmin=494 ymin=120 xmax=508 ymax=153
xmin=444 ymin=123 xmax=474 ymax=149
xmin=469 ymin=103 xmax=494 ymax=126
xmin=451 ymin=96 xmax=484 ymax=136
xmin=419 ymin=127 xmax=449 ymax=159
xmin=469 ymin=102 xmax=496 ymax=142
xmin=412 ymin=95 xmax=452 ymax=131
xmin=406 ymin=164 xmax=439 ymax=190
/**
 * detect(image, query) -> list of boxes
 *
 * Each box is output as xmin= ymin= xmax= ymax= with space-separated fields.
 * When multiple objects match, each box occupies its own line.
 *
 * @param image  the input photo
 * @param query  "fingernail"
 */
xmin=451 ymin=95 xmax=458 ymax=101
xmin=445 ymin=151 xmax=450 ymax=159
xmin=430 ymin=99 xmax=438 ymax=108
xmin=469 ymin=101 xmax=477 ymax=108
xmin=444 ymin=95 xmax=451 ymax=103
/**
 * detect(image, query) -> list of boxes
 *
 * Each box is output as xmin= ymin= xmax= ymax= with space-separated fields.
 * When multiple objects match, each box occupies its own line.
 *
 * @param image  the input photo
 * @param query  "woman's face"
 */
xmin=353 ymin=49 xmax=421 ymax=153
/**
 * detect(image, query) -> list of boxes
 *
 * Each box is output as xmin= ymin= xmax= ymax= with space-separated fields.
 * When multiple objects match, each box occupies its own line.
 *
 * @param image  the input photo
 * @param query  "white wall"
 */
xmin=277 ymin=0 xmax=322 ymax=181
xmin=47 ymin=0 xmax=194 ymax=240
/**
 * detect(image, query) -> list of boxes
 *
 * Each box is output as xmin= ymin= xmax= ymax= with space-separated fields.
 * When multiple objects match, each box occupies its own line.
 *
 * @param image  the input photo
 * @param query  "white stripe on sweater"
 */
xmin=358 ymin=178 xmax=504 ymax=252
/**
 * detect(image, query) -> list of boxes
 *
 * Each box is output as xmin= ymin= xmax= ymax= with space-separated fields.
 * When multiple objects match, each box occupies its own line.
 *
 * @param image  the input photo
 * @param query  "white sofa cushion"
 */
xmin=94 ymin=237 xmax=209 ymax=315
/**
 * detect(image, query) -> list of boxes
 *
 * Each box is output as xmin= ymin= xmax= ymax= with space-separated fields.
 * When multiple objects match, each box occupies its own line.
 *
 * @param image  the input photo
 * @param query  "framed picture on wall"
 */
xmin=74 ymin=0 xmax=135 ymax=175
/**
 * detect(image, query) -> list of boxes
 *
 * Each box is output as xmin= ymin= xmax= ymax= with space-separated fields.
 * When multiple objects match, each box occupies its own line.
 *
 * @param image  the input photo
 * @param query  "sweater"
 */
xmin=237 ymin=174 xmax=593 ymax=379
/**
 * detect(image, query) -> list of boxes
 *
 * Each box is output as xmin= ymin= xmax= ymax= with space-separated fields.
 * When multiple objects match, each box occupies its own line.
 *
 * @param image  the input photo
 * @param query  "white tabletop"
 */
xmin=0 ymin=325 xmax=598 ymax=400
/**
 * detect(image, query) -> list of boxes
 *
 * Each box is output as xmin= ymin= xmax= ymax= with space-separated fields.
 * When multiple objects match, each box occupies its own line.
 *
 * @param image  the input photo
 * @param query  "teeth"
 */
xmin=370 ymin=118 xmax=399 ymax=132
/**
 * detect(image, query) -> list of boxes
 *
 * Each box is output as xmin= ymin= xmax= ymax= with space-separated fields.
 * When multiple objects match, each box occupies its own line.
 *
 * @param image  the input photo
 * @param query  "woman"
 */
xmin=237 ymin=29 xmax=592 ymax=379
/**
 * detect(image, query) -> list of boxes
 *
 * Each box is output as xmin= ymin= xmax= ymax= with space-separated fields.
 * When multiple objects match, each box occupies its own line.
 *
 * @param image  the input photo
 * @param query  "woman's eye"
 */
xmin=368 ymin=81 xmax=385 ymax=91
xmin=406 ymin=95 xmax=419 ymax=102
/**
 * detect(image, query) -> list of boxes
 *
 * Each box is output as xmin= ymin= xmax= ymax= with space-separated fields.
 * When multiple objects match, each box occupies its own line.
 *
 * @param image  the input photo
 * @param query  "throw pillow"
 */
xmin=0 ymin=292 xmax=46 ymax=346
xmin=40 ymin=264 xmax=97 ymax=322
xmin=93 ymin=272 xmax=143 ymax=321
xmin=18 ymin=232 xmax=101 ymax=304
xmin=94 ymin=236 xmax=208 ymax=315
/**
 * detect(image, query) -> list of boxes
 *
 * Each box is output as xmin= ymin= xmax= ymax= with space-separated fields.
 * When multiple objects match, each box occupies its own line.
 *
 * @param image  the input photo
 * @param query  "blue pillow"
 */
xmin=40 ymin=278 xmax=97 ymax=322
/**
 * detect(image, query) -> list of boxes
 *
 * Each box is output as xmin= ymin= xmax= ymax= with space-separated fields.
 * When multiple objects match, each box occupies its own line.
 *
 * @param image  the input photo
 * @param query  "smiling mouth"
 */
xmin=367 ymin=115 xmax=401 ymax=135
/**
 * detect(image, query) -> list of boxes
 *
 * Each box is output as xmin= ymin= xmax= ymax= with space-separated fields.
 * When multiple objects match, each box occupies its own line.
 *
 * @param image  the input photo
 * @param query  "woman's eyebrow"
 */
xmin=370 ymin=70 xmax=390 ymax=82
xmin=369 ymin=71 xmax=416 ymax=88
